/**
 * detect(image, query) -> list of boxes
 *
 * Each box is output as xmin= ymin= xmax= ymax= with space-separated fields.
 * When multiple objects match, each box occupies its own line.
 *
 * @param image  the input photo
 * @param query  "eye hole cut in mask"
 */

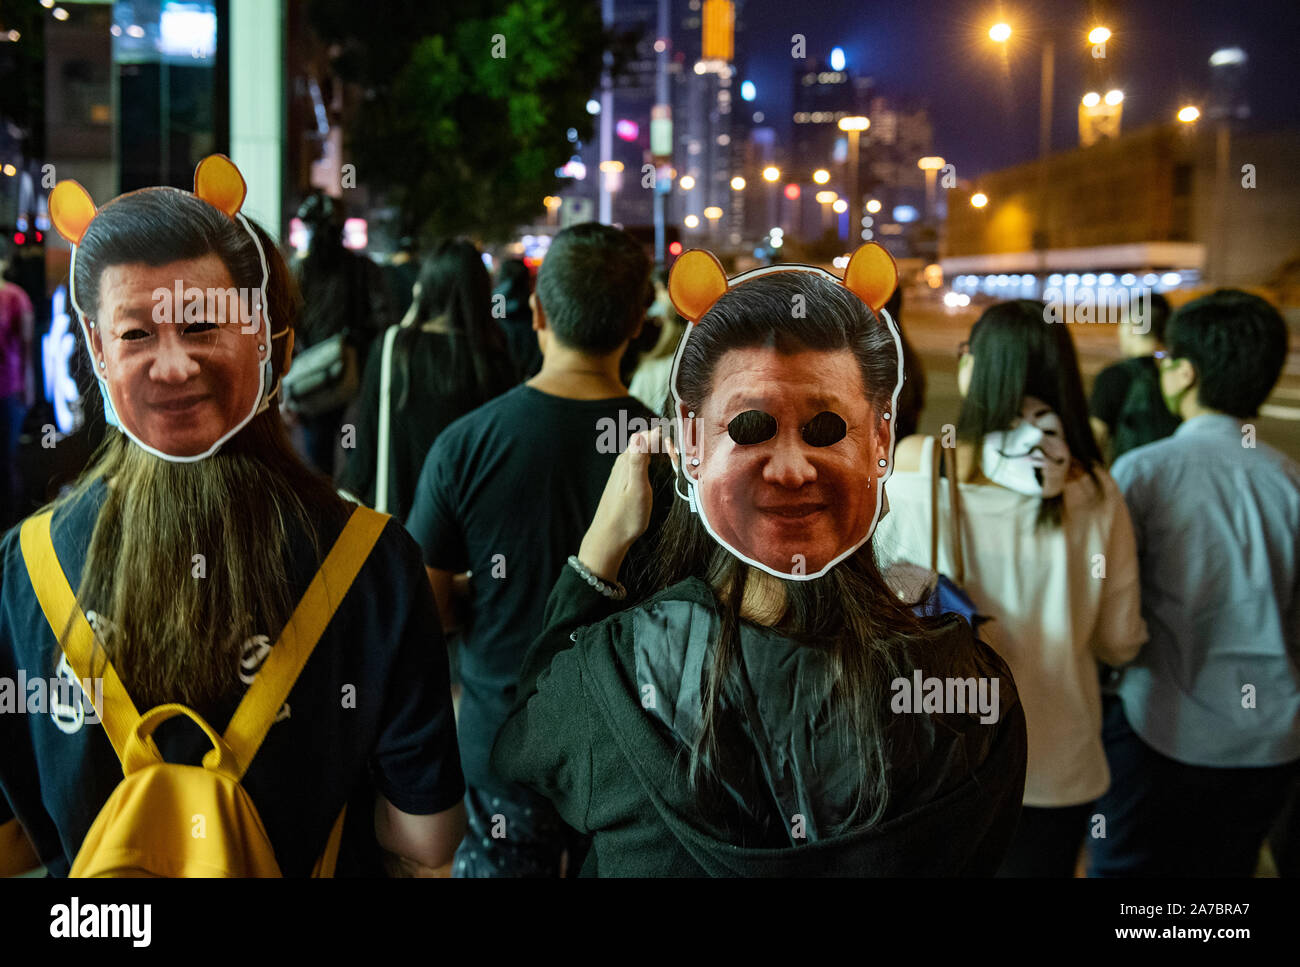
xmin=726 ymin=409 xmax=849 ymax=447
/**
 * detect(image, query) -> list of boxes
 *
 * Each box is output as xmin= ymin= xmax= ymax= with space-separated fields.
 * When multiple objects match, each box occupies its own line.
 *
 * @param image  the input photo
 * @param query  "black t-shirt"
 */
xmin=406 ymin=384 xmax=658 ymax=796
xmin=1089 ymin=357 xmax=1180 ymax=461
xmin=0 ymin=480 xmax=463 ymax=876
xmin=337 ymin=329 xmax=514 ymax=523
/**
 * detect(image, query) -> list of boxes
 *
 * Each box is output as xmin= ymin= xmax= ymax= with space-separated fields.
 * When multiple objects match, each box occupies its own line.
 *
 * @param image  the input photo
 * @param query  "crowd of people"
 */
xmin=0 ymin=178 xmax=1296 ymax=878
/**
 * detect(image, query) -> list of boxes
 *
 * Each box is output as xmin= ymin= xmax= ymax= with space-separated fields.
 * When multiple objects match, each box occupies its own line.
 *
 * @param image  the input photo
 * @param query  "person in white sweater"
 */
xmin=874 ymin=299 xmax=1148 ymax=877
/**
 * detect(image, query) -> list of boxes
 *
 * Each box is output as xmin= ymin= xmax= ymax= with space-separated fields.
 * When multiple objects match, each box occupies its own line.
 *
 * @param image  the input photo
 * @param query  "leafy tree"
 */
xmin=308 ymin=0 xmax=616 ymax=241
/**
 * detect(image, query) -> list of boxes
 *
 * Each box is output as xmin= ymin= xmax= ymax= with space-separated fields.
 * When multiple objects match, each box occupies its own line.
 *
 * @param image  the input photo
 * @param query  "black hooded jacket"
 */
xmin=493 ymin=566 xmax=1027 ymax=876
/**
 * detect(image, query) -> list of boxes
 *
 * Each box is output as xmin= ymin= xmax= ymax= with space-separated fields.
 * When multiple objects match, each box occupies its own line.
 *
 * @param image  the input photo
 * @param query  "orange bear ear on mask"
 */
xmin=842 ymin=242 xmax=899 ymax=312
xmin=193 ymin=154 xmax=247 ymax=217
xmin=668 ymin=249 xmax=729 ymax=323
xmin=49 ymin=181 xmax=97 ymax=246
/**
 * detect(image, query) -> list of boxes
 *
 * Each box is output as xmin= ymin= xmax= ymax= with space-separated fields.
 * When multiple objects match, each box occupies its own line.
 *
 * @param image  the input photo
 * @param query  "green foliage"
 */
xmin=308 ymin=0 xmax=607 ymax=242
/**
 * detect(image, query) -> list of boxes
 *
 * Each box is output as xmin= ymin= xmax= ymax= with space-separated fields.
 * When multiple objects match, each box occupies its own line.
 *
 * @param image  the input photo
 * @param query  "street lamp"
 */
xmin=917 ymin=156 xmax=945 ymax=221
xmin=988 ymin=20 xmax=1108 ymax=265
xmin=838 ymin=115 xmax=870 ymax=221
xmin=815 ymin=191 xmax=837 ymax=234
xmin=1177 ymin=105 xmax=1201 ymax=123
xmin=812 ymin=168 xmax=830 ymax=185
xmin=971 ymin=192 xmax=989 ymax=208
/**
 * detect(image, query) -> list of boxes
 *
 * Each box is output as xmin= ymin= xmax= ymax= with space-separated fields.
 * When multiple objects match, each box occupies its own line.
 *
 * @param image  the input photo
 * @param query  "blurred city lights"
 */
xmin=1088 ymin=27 xmax=1111 ymax=45
xmin=741 ymin=80 xmax=756 ymax=101
xmin=1082 ymin=92 xmax=1101 ymax=108
xmin=684 ymin=214 xmax=700 ymax=228
xmin=1 ymin=165 xmax=15 ymax=177
xmin=730 ymin=176 xmax=746 ymax=190
xmin=53 ymin=7 xmax=70 ymax=21
xmin=668 ymin=241 xmax=683 ymax=255
xmin=893 ymin=205 xmax=918 ymax=222
xmin=784 ymin=183 xmax=801 ymax=200
xmin=815 ymin=190 xmax=837 ymax=204
xmin=830 ymin=47 xmax=846 ymax=71
xmin=615 ymin=119 xmax=639 ymax=141
xmin=917 ymin=156 xmax=945 ymax=170
xmin=1105 ymin=89 xmax=1124 ymax=106
xmin=838 ymin=115 xmax=869 ymax=132
xmin=812 ymin=168 xmax=830 ymax=184
xmin=989 ymin=23 xmax=1012 ymax=43
xmin=679 ymin=174 xmax=696 ymax=190
xmin=1209 ymin=47 xmax=1246 ymax=67
xmin=703 ymin=206 xmax=723 ymax=220
xmin=971 ymin=192 xmax=988 ymax=208
xmin=832 ymin=199 xmax=848 ymax=213
xmin=866 ymin=199 xmax=881 ymax=214
xmin=762 ymin=166 xmax=780 ymax=182
xmin=1178 ymin=105 xmax=1201 ymax=123
xmin=586 ymin=99 xmax=600 ymax=114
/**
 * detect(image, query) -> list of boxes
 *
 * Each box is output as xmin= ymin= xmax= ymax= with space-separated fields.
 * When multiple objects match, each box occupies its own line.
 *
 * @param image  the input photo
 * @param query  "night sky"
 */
xmin=737 ymin=0 xmax=1300 ymax=178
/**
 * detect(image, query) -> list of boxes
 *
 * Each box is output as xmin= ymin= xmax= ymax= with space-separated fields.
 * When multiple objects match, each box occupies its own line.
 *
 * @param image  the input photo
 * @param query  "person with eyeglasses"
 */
xmin=1088 ymin=289 xmax=1300 ymax=877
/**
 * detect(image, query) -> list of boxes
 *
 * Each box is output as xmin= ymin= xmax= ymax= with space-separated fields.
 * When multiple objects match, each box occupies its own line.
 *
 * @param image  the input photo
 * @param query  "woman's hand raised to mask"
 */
xmin=578 ymin=427 xmax=674 ymax=584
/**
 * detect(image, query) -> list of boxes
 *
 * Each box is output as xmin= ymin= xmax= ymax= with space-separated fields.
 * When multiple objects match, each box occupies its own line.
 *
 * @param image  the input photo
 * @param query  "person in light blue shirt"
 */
xmin=1089 ymin=289 xmax=1300 ymax=877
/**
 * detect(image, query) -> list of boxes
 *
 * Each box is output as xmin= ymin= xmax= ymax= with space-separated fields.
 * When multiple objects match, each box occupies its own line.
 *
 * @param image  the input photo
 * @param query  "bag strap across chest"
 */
xmin=19 ymin=504 xmax=387 ymax=777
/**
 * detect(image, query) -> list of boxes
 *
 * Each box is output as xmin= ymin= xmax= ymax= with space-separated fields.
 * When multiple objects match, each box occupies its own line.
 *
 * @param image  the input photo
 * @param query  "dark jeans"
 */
xmin=1088 ymin=694 xmax=1300 ymax=877
xmin=0 ymin=394 xmax=25 ymax=528
xmin=996 ymin=802 xmax=1093 ymax=877
xmin=452 ymin=784 xmax=588 ymax=878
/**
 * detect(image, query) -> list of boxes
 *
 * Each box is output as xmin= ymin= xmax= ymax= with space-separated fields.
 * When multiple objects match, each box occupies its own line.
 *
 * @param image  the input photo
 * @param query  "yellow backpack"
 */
xmin=19 ymin=504 xmax=387 ymax=878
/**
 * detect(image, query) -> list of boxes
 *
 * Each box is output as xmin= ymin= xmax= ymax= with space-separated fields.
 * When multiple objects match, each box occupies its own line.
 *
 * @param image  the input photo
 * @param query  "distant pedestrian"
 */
xmin=1089 ymin=290 xmax=1300 ymax=877
xmin=338 ymin=239 xmax=516 ymax=522
xmin=0 ymin=240 xmax=34 ymax=528
xmin=876 ymin=299 xmax=1147 ymax=877
xmin=1089 ymin=291 xmax=1179 ymax=463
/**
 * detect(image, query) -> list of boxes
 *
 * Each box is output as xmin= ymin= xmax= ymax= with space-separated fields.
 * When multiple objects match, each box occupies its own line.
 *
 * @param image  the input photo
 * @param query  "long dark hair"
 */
xmin=956 ymin=300 xmax=1102 ymax=527
xmin=393 ymin=238 xmax=512 ymax=408
xmin=59 ymin=197 xmax=349 ymax=711
xmin=652 ymin=270 xmax=925 ymax=834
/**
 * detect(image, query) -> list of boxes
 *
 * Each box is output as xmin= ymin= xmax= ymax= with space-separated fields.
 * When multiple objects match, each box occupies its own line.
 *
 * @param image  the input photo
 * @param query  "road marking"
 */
xmin=1260 ymin=404 xmax=1300 ymax=421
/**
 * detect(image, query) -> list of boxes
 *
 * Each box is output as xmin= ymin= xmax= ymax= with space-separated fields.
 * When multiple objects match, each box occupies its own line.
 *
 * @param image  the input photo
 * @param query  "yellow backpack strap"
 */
xmin=311 ymin=805 xmax=347 ymax=878
xmin=222 ymin=505 xmax=387 ymax=778
xmin=19 ymin=511 xmax=146 ymax=765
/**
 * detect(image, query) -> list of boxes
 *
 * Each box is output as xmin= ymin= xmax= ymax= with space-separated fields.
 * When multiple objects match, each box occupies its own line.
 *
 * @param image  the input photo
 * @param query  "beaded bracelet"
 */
xmin=567 ymin=555 xmax=628 ymax=601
